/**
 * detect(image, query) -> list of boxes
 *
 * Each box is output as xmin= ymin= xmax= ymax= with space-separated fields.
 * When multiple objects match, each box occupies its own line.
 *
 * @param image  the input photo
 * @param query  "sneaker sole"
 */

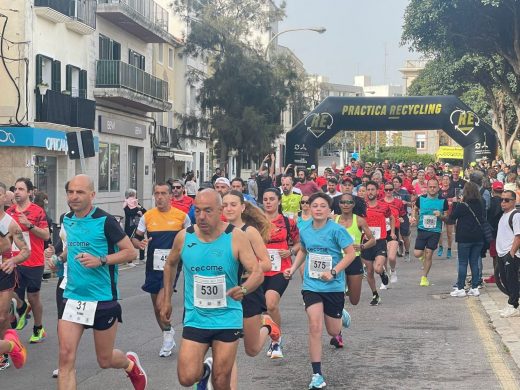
xmin=159 ymin=350 xmax=172 ymax=357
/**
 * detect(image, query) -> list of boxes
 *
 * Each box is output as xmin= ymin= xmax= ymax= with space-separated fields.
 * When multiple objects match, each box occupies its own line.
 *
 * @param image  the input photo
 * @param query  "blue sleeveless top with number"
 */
xmin=417 ymin=195 xmax=447 ymax=233
xmin=181 ymin=224 xmax=242 ymax=329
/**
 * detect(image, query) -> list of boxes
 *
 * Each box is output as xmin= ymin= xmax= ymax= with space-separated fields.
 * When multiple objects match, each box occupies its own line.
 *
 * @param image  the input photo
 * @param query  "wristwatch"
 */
xmin=360 ymin=244 xmax=365 ymax=250
xmin=289 ymin=248 xmax=295 ymax=256
xmin=331 ymin=269 xmax=337 ymax=278
xmin=240 ymin=285 xmax=248 ymax=296
xmin=99 ymin=255 xmax=108 ymax=266
xmin=28 ymin=224 xmax=35 ymax=230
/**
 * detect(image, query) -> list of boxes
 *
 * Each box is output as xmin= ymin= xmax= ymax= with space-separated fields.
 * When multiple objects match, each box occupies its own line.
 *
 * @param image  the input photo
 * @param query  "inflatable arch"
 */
xmin=285 ymin=96 xmax=497 ymax=169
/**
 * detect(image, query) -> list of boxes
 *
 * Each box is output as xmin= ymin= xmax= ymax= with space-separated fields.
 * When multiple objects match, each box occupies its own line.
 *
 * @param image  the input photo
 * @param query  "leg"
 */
xmin=0 ymin=290 xmax=10 ymax=339
xmin=387 ymin=241 xmax=398 ymax=272
xmin=177 ymin=338 xmax=210 ymax=387
xmin=456 ymin=243 xmax=470 ymax=290
xmin=323 ymin=314 xmax=342 ymax=338
xmin=306 ymin=303 xmax=324 ymax=363
xmin=469 ymin=244 xmax=484 ymax=289
xmin=93 ymin=322 xmax=130 ymax=369
xmin=211 ymin=339 xmax=239 ymax=390
xmin=58 ymin=320 xmax=85 ymax=390
xmin=265 ymin=290 xmax=282 ymax=330
xmin=363 ymin=259 xmax=376 ymax=293
xmin=230 ymin=359 xmax=239 ymax=390
xmin=27 ymin=291 xmax=43 ymax=327
xmin=151 ymin=293 xmax=169 ymax=330
xmin=346 ymin=274 xmax=362 ymax=305
xmin=242 ymin=315 xmax=269 ymax=357
xmin=414 ymin=249 xmax=424 ymax=259
xmin=373 ymin=255 xmax=386 ymax=275
xmin=446 ymin=224 xmax=454 ymax=249
xmin=422 ymin=248 xmax=433 ymax=277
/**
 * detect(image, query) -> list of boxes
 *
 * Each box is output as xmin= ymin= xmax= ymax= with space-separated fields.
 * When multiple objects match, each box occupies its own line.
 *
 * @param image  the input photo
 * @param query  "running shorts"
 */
xmin=242 ymin=284 xmax=267 ymax=318
xmin=302 ymin=290 xmax=344 ymax=319
xmin=0 ymin=269 xmax=16 ymax=292
xmin=262 ymin=273 xmax=289 ymax=297
xmin=182 ymin=327 xmax=243 ymax=344
xmin=361 ymin=239 xmax=387 ymax=261
xmin=414 ymin=230 xmax=441 ymax=251
xmin=15 ymin=265 xmax=44 ymax=295
xmin=60 ymin=300 xmax=122 ymax=331
xmin=345 ymin=256 xmax=363 ymax=276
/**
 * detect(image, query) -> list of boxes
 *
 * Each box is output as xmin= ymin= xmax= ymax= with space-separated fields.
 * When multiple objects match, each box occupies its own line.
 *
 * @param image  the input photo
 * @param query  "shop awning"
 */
xmin=436 ymin=146 xmax=463 ymax=160
xmin=155 ymin=149 xmax=193 ymax=162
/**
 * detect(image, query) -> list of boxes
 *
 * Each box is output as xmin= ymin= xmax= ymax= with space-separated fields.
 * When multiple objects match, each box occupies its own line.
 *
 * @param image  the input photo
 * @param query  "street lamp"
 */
xmin=264 ymin=27 xmax=326 ymax=58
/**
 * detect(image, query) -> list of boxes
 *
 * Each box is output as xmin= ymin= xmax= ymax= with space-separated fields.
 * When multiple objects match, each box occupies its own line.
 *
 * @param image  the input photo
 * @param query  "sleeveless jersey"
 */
xmin=336 ymin=215 xmax=361 ymax=256
xmin=416 ymin=195 xmax=449 ymax=233
xmin=181 ymin=224 xmax=242 ymax=330
xmin=0 ymin=213 xmax=14 ymax=260
xmin=365 ymin=201 xmax=391 ymax=240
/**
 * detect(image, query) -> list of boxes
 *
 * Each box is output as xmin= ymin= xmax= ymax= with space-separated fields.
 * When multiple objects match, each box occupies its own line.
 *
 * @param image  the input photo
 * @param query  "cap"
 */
xmin=341 ymin=176 xmax=353 ymax=183
xmin=444 ymin=163 xmax=450 ymax=167
xmin=214 ymin=177 xmax=231 ymax=187
xmin=492 ymin=181 xmax=504 ymax=191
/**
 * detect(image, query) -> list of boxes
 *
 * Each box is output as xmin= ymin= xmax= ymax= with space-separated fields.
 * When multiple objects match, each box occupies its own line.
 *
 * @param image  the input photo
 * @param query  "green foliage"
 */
xmin=361 ymin=146 xmax=435 ymax=166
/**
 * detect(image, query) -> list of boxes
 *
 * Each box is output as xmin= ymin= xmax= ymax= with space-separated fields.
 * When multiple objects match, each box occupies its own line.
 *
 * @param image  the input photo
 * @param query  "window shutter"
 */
xmin=36 ymin=54 xmax=43 ymax=85
xmin=113 ymin=41 xmax=121 ymax=61
xmin=52 ymin=60 xmax=61 ymax=92
xmin=79 ymin=70 xmax=87 ymax=99
xmin=66 ymin=64 xmax=72 ymax=93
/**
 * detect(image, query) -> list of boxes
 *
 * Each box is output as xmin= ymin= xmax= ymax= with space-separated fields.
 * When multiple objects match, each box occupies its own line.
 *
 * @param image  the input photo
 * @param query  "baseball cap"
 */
xmin=214 ymin=177 xmax=231 ymax=187
xmin=492 ymin=181 xmax=504 ymax=191
xmin=341 ymin=176 xmax=353 ymax=184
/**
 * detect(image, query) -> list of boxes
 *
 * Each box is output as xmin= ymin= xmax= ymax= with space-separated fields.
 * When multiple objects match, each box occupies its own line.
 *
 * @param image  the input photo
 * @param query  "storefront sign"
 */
xmin=99 ymin=116 xmax=147 ymax=140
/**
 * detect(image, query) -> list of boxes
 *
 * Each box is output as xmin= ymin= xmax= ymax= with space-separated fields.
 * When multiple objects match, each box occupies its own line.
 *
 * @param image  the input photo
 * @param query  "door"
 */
xmin=128 ymin=146 xmax=138 ymax=192
xmin=34 ymin=155 xmax=57 ymax=221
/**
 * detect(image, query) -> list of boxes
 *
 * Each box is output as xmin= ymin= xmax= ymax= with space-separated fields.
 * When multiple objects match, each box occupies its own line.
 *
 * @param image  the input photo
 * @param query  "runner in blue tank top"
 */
xmin=160 ymin=189 xmax=263 ymax=390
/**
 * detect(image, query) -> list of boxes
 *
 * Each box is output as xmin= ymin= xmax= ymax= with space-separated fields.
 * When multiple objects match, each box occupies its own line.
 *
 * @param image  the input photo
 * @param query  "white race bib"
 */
xmin=60 ymin=275 xmax=67 ymax=290
xmin=62 ymin=299 xmax=97 ymax=326
xmin=385 ymin=218 xmax=391 ymax=232
xmin=308 ymin=252 xmax=332 ymax=279
xmin=12 ymin=231 xmax=30 ymax=252
xmin=422 ymin=215 xmax=437 ymax=229
xmin=194 ymin=275 xmax=227 ymax=308
xmin=267 ymin=249 xmax=282 ymax=272
xmin=153 ymin=249 xmax=169 ymax=271
xmin=370 ymin=227 xmax=381 ymax=240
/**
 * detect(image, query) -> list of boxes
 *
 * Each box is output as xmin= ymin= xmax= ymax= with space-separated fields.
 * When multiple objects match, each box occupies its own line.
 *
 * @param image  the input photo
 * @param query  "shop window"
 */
xmin=98 ymin=142 xmax=120 ymax=192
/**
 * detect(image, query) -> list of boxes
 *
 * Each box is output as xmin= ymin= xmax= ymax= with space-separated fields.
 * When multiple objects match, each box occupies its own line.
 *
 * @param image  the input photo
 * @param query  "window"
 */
xmin=168 ymin=47 xmax=174 ymax=68
xmin=416 ymin=133 xmax=426 ymax=150
xmin=98 ymin=142 xmax=120 ymax=192
xmin=129 ymin=49 xmax=145 ymax=70
xmin=158 ymin=43 xmax=163 ymax=64
xmin=99 ymin=35 xmax=121 ymax=60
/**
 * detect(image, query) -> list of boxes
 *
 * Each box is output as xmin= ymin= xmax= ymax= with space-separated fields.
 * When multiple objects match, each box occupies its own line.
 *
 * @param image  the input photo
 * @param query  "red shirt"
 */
xmin=383 ymin=198 xmax=405 ymax=229
xmin=7 ymin=203 xmax=48 ymax=267
xmin=315 ymin=176 xmax=327 ymax=188
xmin=403 ymin=178 xmax=414 ymax=194
xmin=265 ymin=214 xmax=299 ymax=276
xmin=171 ymin=195 xmax=193 ymax=214
xmin=365 ymin=201 xmax=392 ymax=240
xmin=295 ymin=181 xmax=321 ymax=196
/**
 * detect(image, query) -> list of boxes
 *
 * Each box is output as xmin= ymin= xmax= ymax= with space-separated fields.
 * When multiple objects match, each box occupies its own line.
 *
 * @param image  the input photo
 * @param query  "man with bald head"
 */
xmin=57 ymin=174 xmax=148 ymax=390
xmin=161 ymin=189 xmax=263 ymax=390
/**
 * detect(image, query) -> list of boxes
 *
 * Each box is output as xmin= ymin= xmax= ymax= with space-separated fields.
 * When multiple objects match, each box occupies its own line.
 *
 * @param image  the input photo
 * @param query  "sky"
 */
xmin=277 ymin=0 xmax=422 ymax=87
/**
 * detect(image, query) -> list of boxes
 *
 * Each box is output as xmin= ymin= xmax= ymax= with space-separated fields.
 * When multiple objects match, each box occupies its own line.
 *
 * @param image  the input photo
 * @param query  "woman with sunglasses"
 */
xmin=262 ymin=188 xmax=300 ymax=359
xmin=297 ymin=195 xmax=313 ymax=231
xmin=381 ymin=183 xmax=405 ymax=286
xmin=284 ymin=193 xmax=356 ymax=389
xmin=223 ymin=191 xmax=280 ymax=390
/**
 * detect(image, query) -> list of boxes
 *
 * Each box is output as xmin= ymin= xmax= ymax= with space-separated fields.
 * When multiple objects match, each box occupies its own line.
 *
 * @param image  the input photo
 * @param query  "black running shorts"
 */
xmin=361 ymin=239 xmax=387 ymax=261
xmin=345 ymin=256 xmax=363 ymax=276
xmin=414 ymin=230 xmax=441 ymax=251
xmin=302 ymin=290 xmax=344 ymax=319
xmin=182 ymin=327 xmax=243 ymax=344
xmin=262 ymin=273 xmax=289 ymax=297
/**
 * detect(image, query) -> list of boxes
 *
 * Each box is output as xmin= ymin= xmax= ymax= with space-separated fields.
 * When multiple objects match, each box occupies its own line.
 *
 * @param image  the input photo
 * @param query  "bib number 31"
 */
xmin=62 ymin=299 xmax=98 ymax=326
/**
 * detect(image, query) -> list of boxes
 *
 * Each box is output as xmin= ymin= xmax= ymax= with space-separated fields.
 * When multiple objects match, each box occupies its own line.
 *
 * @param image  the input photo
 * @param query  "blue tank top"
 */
xmin=417 ymin=195 xmax=447 ymax=233
xmin=181 ymin=224 xmax=242 ymax=329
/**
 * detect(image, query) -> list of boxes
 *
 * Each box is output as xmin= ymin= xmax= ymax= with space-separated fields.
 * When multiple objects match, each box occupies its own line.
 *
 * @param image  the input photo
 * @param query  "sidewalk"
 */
xmin=479 ymin=262 xmax=520 ymax=370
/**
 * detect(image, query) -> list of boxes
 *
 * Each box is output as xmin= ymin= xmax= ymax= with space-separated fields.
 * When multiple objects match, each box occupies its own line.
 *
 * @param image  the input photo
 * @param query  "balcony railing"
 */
xmin=95 ymin=60 xmax=168 ymax=102
xmin=97 ymin=0 xmax=168 ymax=31
xmin=35 ymin=0 xmax=96 ymax=29
xmin=37 ymin=89 xmax=96 ymax=129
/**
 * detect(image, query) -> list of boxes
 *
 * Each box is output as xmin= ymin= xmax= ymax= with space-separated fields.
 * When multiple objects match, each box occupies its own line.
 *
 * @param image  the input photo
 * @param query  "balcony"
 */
xmin=35 ymin=0 xmax=96 ymax=34
xmin=96 ymin=0 xmax=175 ymax=44
xmin=94 ymin=60 xmax=172 ymax=112
xmin=154 ymin=126 xmax=193 ymax=161
xmin=36 ymin=89 xmax=96 ymax=129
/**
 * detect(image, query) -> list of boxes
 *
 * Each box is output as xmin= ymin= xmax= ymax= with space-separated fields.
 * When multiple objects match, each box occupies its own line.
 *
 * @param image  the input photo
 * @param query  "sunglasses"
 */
xmin=384 ymin=188 xmax=394 ymax=192
xmin=172 ymin=186 xmax=182 ymax=189
xmin=501 ymin=198 xmax=515 ymax=203
xmin=339 ymin=200 xmax=355 ymax=205
xmin=300 ymin=200 xmax=310 ymax=205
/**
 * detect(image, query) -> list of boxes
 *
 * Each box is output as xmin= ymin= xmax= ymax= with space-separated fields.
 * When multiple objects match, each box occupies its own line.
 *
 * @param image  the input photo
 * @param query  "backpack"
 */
xmin=283 ymin=215 xmax=292 ymax=246
xmin=508 ymin=210 xmax=520 ymax=231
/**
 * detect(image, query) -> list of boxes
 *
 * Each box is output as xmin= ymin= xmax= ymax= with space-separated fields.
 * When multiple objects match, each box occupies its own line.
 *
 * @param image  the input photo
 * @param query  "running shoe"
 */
xmin=380 ymin=271 xmax=389 ymax=286
xmin=262 ymin=314 xmax=281 ymax=342
xmin=270 ymin=343 xmax=283 ymax=359
xmin=419 ymin=276 xmax=430 ymax=287
xmin=0 ymin=354 xmax=9 ymax=370
xmin=29 ymin=326 xmax=46 ymax=343
xmin=195 ymin=357 xmax=213 ymax=390
xmin=52 ymin=368 xmax=59 ymax=378
xmin=450 ymin=289 xmax=466 ymax=297
xmin=370 ymin=294 xmax=381 ymax=306
xmin=437 ymin=246 xmax=443 ymax=257
xmin=499 ymin=304 xmax=516 ymax=315
xmin=15 ymin=302 xmax=31 ymax=331
xmin=126 ymin=352 xmax=148 ymax=390
xmin=309 ymin=373 xmax=326 ymax=389
xmin=467 ymin=288 xmax=480 ymax=297
xmin=266 ymin=342 xmax=273 ymax=357
xmin=341 ymin=309 xmax=351 ymax=328
xmin=379 ymin=283 xmax=388 ymax=290
xmin=9 ymin=298 xmax=18 ymax=329
xmin=159 ymin=328 xmax=176 ymax=357
xmin=446 ymin=248 xmax=452 ymax=259
xmin=390 ymin=270 xmax=398 ymax=283
xmin=418 ymin=255 xmax=424 ymax=262
xmin=4 ymin=329 xmax=26 ymax=369
xmin=397 ymin=240 xmax=405 ymax=257
xmin=404 ymin=252 xmax=411 ymax=262
xmin=500 ymin=306 xmax=520 ymax=318
xmin=484 ymin=275 xmax=496 ymax=284
xmin=329 ymin=334 xmax=344 ymax=348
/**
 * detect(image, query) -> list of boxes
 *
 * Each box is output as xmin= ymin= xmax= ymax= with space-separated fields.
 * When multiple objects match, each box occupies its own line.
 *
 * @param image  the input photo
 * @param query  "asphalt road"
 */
xmin=2 ymin=247 xmax=519 ymax=390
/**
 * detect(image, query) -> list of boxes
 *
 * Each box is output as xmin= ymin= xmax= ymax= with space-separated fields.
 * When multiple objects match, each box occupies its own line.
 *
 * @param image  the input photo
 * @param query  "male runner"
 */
xmin=58 ymin=175 xmax=147 ymax=390
xmin=392 ymin=176 xmax=412 ymax=261
xmin=382 ymin=182 xmax=406 ymax=285
xmin=7 ymin=178 xmax=50 ymax=342
xmin=170 ymin=179 xmax=194 ymax=213
xmin=411 ymin=179 xmax=449 ymax=286
xmin=0 ymin=181 xmax=29 ymax=370
xmin=132 ymin=182 xmax=191 ymax=357
xmin=161 ymin=189 xmax=263 ymax=390
xmin=280 ymin=175 xmax=302 ymax=219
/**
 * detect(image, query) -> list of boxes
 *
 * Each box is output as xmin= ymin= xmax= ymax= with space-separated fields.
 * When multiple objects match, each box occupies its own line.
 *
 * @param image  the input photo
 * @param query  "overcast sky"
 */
xmin=277 ymin=0 xmax=422 ymax=87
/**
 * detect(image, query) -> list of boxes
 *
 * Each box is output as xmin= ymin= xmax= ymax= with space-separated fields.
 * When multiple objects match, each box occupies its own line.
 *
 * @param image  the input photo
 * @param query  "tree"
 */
xmin=402 ymin=0 xmax=520 ymax=162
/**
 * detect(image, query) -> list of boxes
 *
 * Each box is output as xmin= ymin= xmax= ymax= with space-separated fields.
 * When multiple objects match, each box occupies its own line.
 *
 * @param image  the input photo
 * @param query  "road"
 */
xmin=2 ymin=248 xmax=520 ymax=389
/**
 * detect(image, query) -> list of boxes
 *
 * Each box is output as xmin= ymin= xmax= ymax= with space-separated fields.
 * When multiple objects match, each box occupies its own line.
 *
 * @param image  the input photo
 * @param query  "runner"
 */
xmin=410 ymin=179 xmax=449 ymax=286
xmin=170 ymin=179 xmax=194 ymax=214
xmin=132 ymin=182 xmax=191 ymax=357
xmin=0 ymin=181 xmax=29 ymax=370
xmin=361 ymin=181 xmax=393 ymax=305
xmin=281 ymin=175 xmax=302 ymax=220
xmin=222 ymin=190 xmax=280 ymax=390
xmin=284 ymin=192 xmax=356 ymax=389
xmin=214 ymin=177 xmax=231 ymax=198
xmin=382 ymin=182 xmax=405 ymax=286
xmin=262 ymin=188 xmax=300 ymax=358
xmin=297 ymin=195 xmax=313 ymax=231
xmin=392 ymin=177 xmax=412 ymax=262
xmin=230 ymin=178 xmax=257 ymax=206
xmin=7 ymin=178 xmax=50 ymax=343
xmin=438 ymin=174 xmax=455 ymax=259
xmin=58 ymin=175 xmax=147 ymax=390
xmin=160 ymin=189 xmax=263 ymax=390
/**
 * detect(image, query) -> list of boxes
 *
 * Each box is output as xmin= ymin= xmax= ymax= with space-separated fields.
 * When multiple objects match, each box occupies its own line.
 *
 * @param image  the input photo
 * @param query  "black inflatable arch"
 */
xmin=285 ymin=96 xmax=497 ymax=169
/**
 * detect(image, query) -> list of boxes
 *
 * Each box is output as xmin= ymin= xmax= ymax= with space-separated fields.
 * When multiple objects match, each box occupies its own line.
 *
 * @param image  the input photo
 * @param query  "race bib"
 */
xmin=194 ymin=275 xmax=226 ymax=308
xmin=267 ymin=249 xmax=282 ymax=272
xmin=423 ymin=215 xmax=437 ymax=229
xmin=62 ymin=299 xmax=97 ymax=326
xmin=153 ymin=249 xmax=169 ymax=271
xmin=308 ymin=252 xmax=332 ymax=279
xmin=60 ymin=275 xmax=67 ymax=290
xmin=12 ymin=231 xmax=30 ymax=252
xmin=385 ymin=218 xmax=391 ymax=232
xmin=370 ymin=227 xmax=381 ymax=240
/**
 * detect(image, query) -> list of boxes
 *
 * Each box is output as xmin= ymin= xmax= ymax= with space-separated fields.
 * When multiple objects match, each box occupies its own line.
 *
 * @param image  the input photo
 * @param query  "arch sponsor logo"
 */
xmin=450 ymin=109 xmax=480 ymax=136
xmin=305 ymin=112 xmax=333 ymax=138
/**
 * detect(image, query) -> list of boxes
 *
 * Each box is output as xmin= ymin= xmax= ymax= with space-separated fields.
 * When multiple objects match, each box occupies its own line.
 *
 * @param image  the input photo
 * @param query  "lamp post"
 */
xmin=264 ymin=27 xmax=326 ymax=59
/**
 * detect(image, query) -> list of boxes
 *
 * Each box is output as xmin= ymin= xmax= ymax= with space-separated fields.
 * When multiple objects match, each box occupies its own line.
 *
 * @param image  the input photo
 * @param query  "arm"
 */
xmin=131 ymin=229 xmax=151 ymax=250
xmin=17 ymin=212 xmax=50 ymax=240
xmin=322 ymin=245 xmax=356 ymax=282
xmin=160 ymin=230 xmax=185 ymax=323
xmin=245 ymin=227 xmax=272 ymax=273
xmin=358 ymin=217 xmax=376 ymax=250
xmin=285 ymin=246 xmax=307 ymax=278
xmin=0 ymin=222 xmax=30 ymax=275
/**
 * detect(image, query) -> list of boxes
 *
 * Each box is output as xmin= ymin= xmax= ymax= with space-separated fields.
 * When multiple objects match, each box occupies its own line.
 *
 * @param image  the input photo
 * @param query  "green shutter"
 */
xmin=36 ymin=54 xmax=43 ymax=85
xmin=52 ymin=60 xmax=61 ymax=92
xmin=79 ymin=70 xmax=87 ymax=99
xmin=66 ymin=65 xmax=72 ymax=93
xmin=35 ymin=54 xmax=43 ymax=121
xmin=113 ymin=41 xmax=121 ymax=60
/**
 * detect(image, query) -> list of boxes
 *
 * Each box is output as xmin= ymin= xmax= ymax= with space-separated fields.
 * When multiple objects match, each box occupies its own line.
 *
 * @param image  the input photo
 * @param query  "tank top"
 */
xmin=0 ymin=213 xmax=14 ymax=261
xmin=181 ymin=224 xmax=242 ymax=330
xmin=335 ymin=214 xmax=361 ymax=256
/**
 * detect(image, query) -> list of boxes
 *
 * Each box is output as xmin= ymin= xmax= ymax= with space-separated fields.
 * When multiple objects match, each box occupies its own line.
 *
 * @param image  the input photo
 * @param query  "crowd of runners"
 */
xmin=0 ymin=154 xmax=519 ymax=389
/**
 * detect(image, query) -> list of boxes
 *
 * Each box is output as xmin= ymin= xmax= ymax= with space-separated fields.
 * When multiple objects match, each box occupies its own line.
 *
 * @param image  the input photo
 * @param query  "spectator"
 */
xmin=247 ymin=172 xmax=258 ymax=201
xmin=123 ymin=188 xmax=145 ymax=265
xmin=184 ymin=172 xmax=198 ymax=199
xmin=211 ymin=167 xmax=223 ymax=184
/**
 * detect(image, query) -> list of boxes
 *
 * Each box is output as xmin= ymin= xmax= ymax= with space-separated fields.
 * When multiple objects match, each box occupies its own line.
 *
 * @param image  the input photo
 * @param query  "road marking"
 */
xmin=467 ymin=298 xmax=519 ymax=389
